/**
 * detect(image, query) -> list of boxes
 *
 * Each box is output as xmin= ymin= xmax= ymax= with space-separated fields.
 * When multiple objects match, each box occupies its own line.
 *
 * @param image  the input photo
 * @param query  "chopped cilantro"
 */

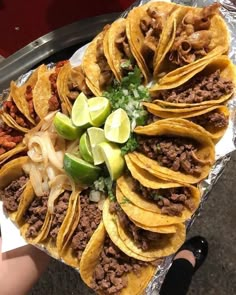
xmin=103 ymin=66 xmax=151 ymax=129
xmin=93 ymin=176 xmax=116 ymax=201
xmin=121 ymin=134 xmax=139 ymax=155
xmin=120 ymin=196 xmax=132 ymax=205
xmin=153 ymin=194 xmax=164 ymax=201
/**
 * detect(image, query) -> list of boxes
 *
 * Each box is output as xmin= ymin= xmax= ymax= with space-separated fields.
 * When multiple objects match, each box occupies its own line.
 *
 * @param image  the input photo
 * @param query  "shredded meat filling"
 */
xmin=169 ymin=3 xmax=220 ymax=66
xmin=24 ymin=193 xmax=49 ymax=239
xmin=133 ymin=180 xmax=195 ymax=216
xmin=96 ymin=38 xmax=113 ymax=89
xmin=0 ymin=123 xmax=23 ymax=155
xmin=140 ymin=6 xmax=169 ymax=68
xmin=1 ymin=176 xmax=28 ymax=213
xmin=156 ymin=70 xmax=233 ymax=104
xmin=67 ymin=66 xmax=92 ymax=99
xmin=24 ymin=85 xmax=39 ymax=122
xmin=192 ymin=110 xmax=228 ymax=129
xmin=137 ymin=135 xmax=202 ymax=175
xmin=91 ymin=235 xmax=148 ymax=295
xmin=71 ymin=194 xmax=102 ymax=260
xmin=49 ymin=191 xmax=70 ymax=240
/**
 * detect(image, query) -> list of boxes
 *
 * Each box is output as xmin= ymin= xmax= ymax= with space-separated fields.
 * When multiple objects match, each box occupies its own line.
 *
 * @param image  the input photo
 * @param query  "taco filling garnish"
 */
xmin=153 ymin=70 xmax=233 ymax=104
xmin=136 ymin=135 xmax=203 ymax=176
xmin=23 ymin=193 xmax=49 ymax=239
xmin=24 ymin=85 xmax=40 ymax=123
xmin=0 ymin=123 xmax=23 ymax=155
xmin=90 ymin=234 xmax=149 ymax=294
xmin=132 ymin=179 xmax=195 ymax=216
xmin=169 ymin=3 xmax=220 ymax=66
xmin=70 ymin=193 xmax=102 ymax=260
xmin=1 ymin=176 xmax=28 ymax=213
xmin=48 ymin=191 xmax=70 ymax=240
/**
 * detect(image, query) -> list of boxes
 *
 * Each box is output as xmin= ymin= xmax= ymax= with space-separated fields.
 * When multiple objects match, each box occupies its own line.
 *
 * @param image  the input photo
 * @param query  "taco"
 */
xmin=103 ymin=198 xmax=186 ymax=260
xmin=32 ymin=61 xmax=68 ymax=119
xmin=57 ymin=63 xmax=93 ymax=113
xmin=0 ymin=121 xmax=26 ymax=166
xmin=103 ymin=18 xmax=148 ymax=84
xmin=133 ymin=118 xmax=215 ymax=184
xmin=0 ymin=156 xmax=32 ymax=224
xmin=82 ymin=25 xmax=114 ymax=96
xmin=117 ymin=174 xmax=200 ymax=222
xmin=154 ymin=3 xmax=229 ymax=80
xmin=60 ymin=190 xmax=103 ymax=268
xmin=145 ymin=104 xmax=229 ymax=143
xmin=126 ymin=1 xmax=177 ymax=80
xmin=150 ymin=56 xmax=235 ymax=107
xmin=80 ymin=221 xmax=157 ymax=295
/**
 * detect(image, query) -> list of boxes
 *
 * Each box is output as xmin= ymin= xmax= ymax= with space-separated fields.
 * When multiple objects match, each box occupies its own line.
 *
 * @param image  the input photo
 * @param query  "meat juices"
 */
xmin=91 ymin=235 xmax=148 ymax=295
xmin=156 ymin=70 xmax=233 ymax=104
xmin=1 ymin=176 xmax=28 ymax=212
xmin=49 ymin=191 xmax=70 ymax=240
xmin=71 ymin=194 xmax=102 ymax=260
xmin=137 ymin=135 xmax=202 ymax=175
xmin=133 ymin=179 xmax=195 ymax=216
xmin=0 ymin=123 xmax=23 ymax=155
xmin=24 ymin=193 xmax=49 ymax=239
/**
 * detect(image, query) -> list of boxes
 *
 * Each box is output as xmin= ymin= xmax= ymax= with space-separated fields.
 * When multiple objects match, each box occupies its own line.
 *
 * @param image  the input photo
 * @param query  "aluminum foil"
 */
xmin=1 ymin=0 xmax=236 ymax=294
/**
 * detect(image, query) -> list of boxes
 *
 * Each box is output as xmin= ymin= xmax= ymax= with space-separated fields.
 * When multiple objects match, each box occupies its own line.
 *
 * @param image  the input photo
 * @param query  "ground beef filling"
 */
xmin=156 ymin=70 xmax=233 ymax=104
xmin=191 ymin=110 xmax=228 ymax=129
xmin=67 ymin=66 xmax=92 ymax=99
xmin=0 ymin=123 xmax=23 ymax=155
xmin=71 ymin=194 xmax=102 ymax=260
xmin=96 ymin=37 xmax=114 ymax=89
xmin=137 ymin=135 xmax=202 ymax=175
xmin=133 ymin=179 xmax=195 ymax=216
xmin=2 ymin=100 xmax=31 ymax=128
xmin=48 ymin=60 xmax=68 ymax=111
xmin=1 ymin=176 xmax=28 ymax=212
xmin=91 ymin=235 xmax=148 ymax=295
xmin=49 ymin=191 xmax=70 ymax=240
xmin=110 ymin=202 xmax=164 ymax=250
xmin=24 ymin=85 xmax=39 ymax=122
xmin=24 ymin=193 xmax=48 ymax=239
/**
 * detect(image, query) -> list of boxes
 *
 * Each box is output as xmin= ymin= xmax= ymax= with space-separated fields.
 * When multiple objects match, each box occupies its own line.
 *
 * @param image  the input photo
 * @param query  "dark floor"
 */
xmin=30 ymin=151 xmax=236 ymax=295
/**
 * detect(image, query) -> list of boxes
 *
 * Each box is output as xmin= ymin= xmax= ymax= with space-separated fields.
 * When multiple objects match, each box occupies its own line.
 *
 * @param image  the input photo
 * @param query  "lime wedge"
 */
xmin=88 ymin=96 xmax=111 ymax=127
xmin=71 ymin=92 xmax=92 ymax=128
xmin=63 ymin=153 xmax=101 ymax=185
xmin=87 ymin=127 xmax=108 ymax=165
xmin=98 ymin=142 xmax=125 ymax=180
xmin=79 ymin=132 xmax=93 ymax=163
xmin=104 ymin=108 xmax=131 ymax=144
xmin=53 ymin=112 xmax=82 ymax=140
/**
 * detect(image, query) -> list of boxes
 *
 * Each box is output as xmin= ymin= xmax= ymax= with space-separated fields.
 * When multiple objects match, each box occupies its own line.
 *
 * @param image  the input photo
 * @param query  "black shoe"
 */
xmin=176 ymin=236 xmax=208 ymax=273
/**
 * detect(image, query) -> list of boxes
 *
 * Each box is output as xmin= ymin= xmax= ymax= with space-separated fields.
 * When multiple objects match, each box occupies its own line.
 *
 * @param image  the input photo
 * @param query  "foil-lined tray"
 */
xmin=0 ymin=0 xmax=236 ymax=294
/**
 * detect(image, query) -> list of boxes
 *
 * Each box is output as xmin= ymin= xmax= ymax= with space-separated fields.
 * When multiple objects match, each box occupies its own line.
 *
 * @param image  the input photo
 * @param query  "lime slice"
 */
xmin=104 ymin=108 xmax=131 ymax=144
xmin=71 ymin=92 xmax=92 ymax=128
xmin=88 ymin=96 xmax=111 ymax=127
xmin=79 ymin=132 xmax=93 ymax=163
xmin=53 ymin=112 xmax=82 ymax=140
xmin=63 ymin=153 xmax=101 ymax=185
xmin=98 ymin=142 xmax=125 ymax=180
xmin=87 ymin=127 xmax=108 ymax=165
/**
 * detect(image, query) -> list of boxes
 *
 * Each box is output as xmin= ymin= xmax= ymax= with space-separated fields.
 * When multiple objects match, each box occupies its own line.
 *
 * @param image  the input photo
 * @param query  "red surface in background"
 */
xmin=0 ymin=0 xmax=135 ymax=57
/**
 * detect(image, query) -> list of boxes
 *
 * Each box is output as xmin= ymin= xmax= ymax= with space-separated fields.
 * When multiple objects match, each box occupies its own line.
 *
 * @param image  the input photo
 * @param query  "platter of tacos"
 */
xmin=0 ymin=0 xmax=236 ymax=294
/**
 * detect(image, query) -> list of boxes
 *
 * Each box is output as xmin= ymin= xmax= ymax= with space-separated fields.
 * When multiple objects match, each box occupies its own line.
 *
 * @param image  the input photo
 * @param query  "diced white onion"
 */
xmin=89 ymin=190 xmax=101 ymax=202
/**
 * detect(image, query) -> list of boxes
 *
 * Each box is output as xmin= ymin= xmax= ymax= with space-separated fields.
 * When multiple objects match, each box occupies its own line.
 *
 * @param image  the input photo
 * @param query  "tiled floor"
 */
xmin=30 ymin=151 xmax=236 ymax=295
